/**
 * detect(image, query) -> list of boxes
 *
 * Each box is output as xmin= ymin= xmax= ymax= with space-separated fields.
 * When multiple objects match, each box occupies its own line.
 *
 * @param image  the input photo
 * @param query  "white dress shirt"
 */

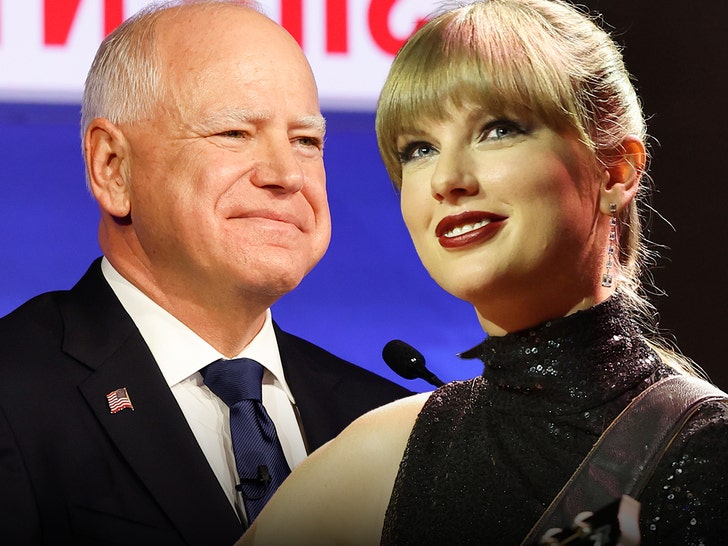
xmin=100 ymin=258 xmax=308 ymax=522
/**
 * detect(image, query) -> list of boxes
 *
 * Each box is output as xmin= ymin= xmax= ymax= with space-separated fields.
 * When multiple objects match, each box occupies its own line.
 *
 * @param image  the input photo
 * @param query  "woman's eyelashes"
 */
xmin=397 ymin=118 xmax=529 ymax=164
xmin=479 ymin=119 xmax=527 ymax=142
xmin=398 ymin=141 xmax=437 ymax=164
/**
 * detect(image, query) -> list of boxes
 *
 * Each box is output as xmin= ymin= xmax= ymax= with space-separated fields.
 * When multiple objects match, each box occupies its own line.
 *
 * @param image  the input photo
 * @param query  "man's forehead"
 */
xmin=151 ymin=5 xmax=258 ymax=65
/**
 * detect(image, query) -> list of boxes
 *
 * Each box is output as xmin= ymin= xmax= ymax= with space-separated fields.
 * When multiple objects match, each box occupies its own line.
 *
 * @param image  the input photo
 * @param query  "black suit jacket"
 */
xmin=0 ymin=259 xmax=411 ymax=545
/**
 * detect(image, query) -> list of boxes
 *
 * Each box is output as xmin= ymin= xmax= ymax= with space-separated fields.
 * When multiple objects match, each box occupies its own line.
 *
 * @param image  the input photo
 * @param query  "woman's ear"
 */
xmin=84 ymin=118 xmax=132 ymax=219
xmin=599 ymin=136 xmax=646 ymax=214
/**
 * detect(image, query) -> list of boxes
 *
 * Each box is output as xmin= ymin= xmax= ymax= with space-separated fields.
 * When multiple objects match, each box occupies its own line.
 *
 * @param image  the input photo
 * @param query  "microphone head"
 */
xmin=382 ymin=339 xmax=428 ymax=380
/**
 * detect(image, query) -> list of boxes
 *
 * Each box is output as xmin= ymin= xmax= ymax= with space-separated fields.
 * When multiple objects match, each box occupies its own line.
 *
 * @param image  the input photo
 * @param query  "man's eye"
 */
xmin=219 ymin=130 xmax=247 ymax=138
xmin=296 ymin=136 xmax=323 ymax=149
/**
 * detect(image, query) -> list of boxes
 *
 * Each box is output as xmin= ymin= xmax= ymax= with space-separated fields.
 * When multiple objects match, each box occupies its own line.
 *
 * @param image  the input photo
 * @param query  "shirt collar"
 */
xmin=100 ymin=257 xmax=295 ymax=402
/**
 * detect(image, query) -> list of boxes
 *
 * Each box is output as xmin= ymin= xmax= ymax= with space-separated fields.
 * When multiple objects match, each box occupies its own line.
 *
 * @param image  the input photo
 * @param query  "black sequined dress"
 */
xmin=380 ymin=296 xmax=728 ymax=545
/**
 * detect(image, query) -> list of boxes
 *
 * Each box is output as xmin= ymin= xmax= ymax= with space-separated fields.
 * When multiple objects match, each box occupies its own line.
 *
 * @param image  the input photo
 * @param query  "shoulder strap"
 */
xmin=521 ymin=375 xmax=728 ymax=545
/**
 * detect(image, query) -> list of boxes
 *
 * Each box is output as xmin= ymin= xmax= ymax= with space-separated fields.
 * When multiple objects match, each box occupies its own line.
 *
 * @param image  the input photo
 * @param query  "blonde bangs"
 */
xmin=376 ymin=1 xmax=588 ymax=188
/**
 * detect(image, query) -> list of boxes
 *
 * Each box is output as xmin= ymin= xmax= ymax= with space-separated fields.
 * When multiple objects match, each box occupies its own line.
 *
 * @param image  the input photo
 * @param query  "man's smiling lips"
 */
xmin=435 ymin=211 xmax=506 ymax=249
xmin=228 ymin=209 xmax=306 ymax=232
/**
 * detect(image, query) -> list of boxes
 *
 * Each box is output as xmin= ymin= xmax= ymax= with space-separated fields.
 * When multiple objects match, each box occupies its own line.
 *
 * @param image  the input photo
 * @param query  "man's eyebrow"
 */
xmin=198 ymin=110 xmax=326 ymax=134
xmin=293 ymin=115 xmax=327 ymax=134
xmin=199 ymin=109 xmax=272 ymax=127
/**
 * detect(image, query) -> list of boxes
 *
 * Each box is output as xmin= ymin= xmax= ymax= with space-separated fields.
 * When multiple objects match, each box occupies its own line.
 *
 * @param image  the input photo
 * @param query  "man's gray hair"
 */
xmin=80 ymin=0 xmax=264 ymax=147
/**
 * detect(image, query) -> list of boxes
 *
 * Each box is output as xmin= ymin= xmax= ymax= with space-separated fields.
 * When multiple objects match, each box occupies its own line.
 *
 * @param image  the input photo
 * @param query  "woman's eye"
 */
xmin=481 ymin=120 xmax=525 ymax=141
xmin=398 ymin=142 xmax=436 ymax=163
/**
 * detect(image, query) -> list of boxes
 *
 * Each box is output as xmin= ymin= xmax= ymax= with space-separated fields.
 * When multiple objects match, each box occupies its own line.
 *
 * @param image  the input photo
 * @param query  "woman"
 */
xmin=239 ymin=0 xmax=728 ymax=544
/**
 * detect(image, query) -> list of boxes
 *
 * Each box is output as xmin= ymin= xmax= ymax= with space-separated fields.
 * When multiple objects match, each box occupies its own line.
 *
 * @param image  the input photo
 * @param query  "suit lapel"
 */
xmin=275 ymin=323 xmax=350 ymax=452
xmin=276 ymin=322 xmax=412 ymax=453
xmin=63 ymin=260 xmax=242 ymax=543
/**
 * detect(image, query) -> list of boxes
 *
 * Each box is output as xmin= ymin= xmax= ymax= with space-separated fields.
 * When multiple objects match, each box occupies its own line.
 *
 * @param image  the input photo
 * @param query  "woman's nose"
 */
xmin=429 ymin=149 xmax=479 ymax=202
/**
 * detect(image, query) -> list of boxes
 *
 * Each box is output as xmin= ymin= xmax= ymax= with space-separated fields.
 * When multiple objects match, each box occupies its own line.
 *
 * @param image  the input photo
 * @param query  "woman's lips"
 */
xmin=435 ymin=211 xmax=506 ymax=249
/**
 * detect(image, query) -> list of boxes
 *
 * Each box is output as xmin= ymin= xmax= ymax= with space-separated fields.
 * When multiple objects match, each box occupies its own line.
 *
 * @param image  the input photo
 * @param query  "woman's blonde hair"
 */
xmin=376 ymin=0 xmax=699 ymax=376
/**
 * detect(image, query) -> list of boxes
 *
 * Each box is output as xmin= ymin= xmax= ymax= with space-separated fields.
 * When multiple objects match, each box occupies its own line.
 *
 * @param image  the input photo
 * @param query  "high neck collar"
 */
xmin=459 ymin=295 xmax=663 ymax=413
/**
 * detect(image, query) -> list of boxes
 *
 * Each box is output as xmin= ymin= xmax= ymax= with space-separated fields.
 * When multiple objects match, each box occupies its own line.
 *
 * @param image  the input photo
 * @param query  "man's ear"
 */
xmin=84 ymin=118 xmax=132 ymax=219
xmin=599 ymin=136 xmax=646 ymax=214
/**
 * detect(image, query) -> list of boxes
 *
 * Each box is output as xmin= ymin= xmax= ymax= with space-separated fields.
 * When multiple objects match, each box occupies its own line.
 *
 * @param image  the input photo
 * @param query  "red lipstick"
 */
xmin=435 ymin=211 xmax=506 ymax=249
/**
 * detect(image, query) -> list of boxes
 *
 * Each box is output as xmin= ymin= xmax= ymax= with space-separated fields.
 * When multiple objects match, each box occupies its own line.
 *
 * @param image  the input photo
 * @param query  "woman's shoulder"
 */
xmin=322 ymin=391 xmax=432 ymax=469
xmin=345 ymin=379 xmax=483 ymax=446
xmin=678 ymin=395 xmax=728 ymax=449
xmin=639 ymin=396 xmax=728 ymax=543
xmin=344 ymin=391 xmax=432 ymax=437
xmin=241 ymin=392 xmax=433 ymax=546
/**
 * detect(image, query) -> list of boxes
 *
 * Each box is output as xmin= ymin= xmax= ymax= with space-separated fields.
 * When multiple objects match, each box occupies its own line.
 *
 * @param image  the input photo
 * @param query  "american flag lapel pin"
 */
xmin=106 ymin=387 xmax=134 ymax=414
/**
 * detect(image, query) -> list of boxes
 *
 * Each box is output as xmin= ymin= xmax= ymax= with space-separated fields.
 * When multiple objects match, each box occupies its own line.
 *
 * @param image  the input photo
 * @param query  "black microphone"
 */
xmin=382 ymin=340 xmax=445 ymax=388
xmin=236 ymin=465 xmax=272 ymax=500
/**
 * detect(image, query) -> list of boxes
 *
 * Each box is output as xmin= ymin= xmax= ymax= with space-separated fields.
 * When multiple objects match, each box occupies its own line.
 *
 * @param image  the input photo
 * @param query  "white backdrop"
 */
xmin=0 ymin=0 xmax=440 ymax=109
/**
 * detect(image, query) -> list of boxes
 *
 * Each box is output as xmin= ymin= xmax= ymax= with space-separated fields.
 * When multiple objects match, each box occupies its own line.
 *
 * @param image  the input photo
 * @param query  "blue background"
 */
xmin=0 ymin=104 xmax=486 ymax=391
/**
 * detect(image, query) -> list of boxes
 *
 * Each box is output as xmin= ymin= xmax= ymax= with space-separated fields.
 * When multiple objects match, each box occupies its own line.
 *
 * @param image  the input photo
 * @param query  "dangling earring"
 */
xmin=601 ymin=203 xmax=617 ymax=288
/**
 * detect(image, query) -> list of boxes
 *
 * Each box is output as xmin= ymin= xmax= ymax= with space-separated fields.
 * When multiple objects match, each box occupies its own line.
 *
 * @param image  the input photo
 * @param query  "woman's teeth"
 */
xmin=444 ymin=219 xmax=490 ymax=238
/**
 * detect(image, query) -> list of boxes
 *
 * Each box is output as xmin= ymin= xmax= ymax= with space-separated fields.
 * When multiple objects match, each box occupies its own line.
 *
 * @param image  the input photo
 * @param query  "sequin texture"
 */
xmin=381 ymin=296 xmax=728 ymax=545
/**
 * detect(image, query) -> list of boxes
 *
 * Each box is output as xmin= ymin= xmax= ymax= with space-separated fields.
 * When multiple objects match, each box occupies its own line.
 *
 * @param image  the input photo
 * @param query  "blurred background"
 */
xmin=1 ymin=1 xmax=726 ymax=391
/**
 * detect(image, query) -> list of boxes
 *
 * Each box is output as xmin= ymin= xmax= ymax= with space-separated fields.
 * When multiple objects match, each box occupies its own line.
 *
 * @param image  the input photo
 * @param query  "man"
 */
xmin=0 ymin=1 xmax=410 ymax=544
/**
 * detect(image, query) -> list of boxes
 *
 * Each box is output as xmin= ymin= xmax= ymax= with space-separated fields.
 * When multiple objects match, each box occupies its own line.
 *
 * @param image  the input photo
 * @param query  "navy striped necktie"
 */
xmin=201 ymin=358 xmax=291 ymax=524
